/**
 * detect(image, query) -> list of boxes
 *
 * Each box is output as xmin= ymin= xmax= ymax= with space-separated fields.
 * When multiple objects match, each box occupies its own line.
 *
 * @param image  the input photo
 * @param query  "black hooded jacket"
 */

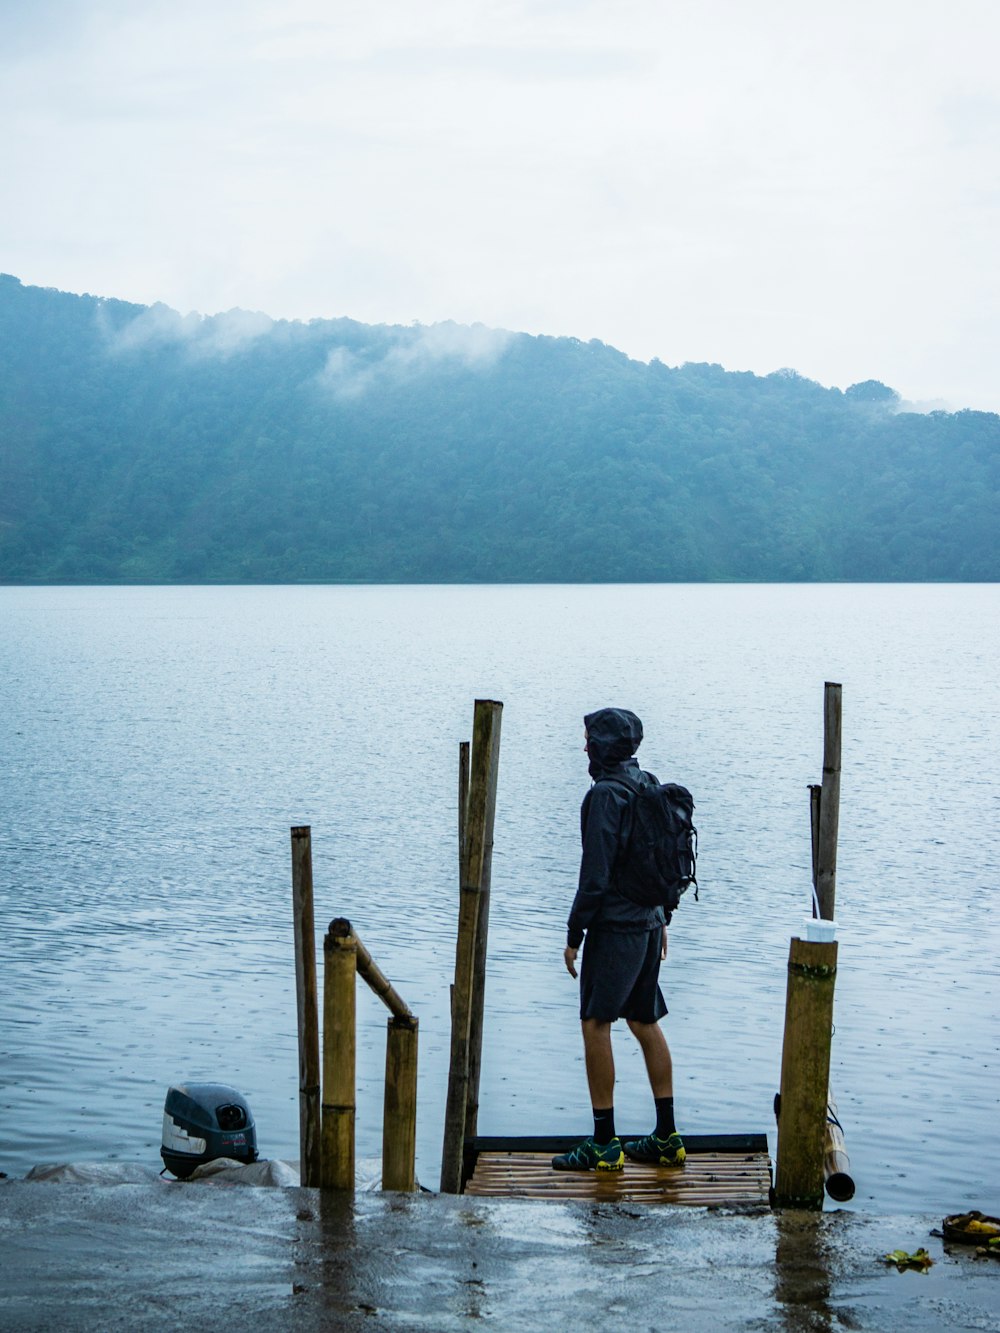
xmin=566 ymin=708 xmax=667 ymax=949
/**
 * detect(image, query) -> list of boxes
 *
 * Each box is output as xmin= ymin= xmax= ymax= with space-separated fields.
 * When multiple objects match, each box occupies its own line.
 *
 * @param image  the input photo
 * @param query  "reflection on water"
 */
xmin=0 ymin=583 xmax=998 ymax=1214
xmin=774 ymin=1212 xmax=834 ymax=1333
xmin=313 ymin=1189 xmax=360 ymax=1320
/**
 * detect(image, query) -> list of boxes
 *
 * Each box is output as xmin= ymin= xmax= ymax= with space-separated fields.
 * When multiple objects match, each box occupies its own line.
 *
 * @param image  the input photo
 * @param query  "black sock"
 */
xmin=593 ymin=1107 xmax=616 ymax=1145
xmin=654 ymin=1096 xmax=676 ymax=1138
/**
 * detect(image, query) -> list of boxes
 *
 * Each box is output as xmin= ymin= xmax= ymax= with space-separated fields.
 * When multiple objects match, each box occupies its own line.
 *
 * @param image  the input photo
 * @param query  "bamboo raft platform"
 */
xmin=463 ymin=1134 xmax=772 ymax=1206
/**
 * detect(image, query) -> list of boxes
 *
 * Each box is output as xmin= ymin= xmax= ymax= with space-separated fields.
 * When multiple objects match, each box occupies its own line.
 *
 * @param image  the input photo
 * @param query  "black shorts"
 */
xmin=579 ymin=926 xmax=668 ymax=1024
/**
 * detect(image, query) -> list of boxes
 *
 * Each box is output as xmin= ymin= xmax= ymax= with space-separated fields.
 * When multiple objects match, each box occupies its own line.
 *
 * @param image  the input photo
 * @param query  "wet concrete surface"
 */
xmin=2 ymin=1184 xmax=998 ymax=1331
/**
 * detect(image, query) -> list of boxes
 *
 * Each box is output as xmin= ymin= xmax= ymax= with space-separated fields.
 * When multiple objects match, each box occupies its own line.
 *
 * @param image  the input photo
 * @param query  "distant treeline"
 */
xmin=1 ymin=273 xmax=997 ymax=582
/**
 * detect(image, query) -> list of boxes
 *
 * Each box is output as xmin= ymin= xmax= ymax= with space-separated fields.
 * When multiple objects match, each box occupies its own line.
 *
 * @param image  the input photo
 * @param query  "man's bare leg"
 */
xmin=623 ymin=1019 xmax=683 ymax=1161
xmin=551 ymin=1018 xmax=624 ymax=1169
xmin=627 ymin=1018 xmax=673 ymax=1099
xmin=581 ymin=1018 xmax=615 ymax=1107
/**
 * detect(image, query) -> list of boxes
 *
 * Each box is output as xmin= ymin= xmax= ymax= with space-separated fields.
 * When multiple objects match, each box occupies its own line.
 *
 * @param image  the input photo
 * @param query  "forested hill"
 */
xmin=1 ymin=273 xmax=997 ymax=582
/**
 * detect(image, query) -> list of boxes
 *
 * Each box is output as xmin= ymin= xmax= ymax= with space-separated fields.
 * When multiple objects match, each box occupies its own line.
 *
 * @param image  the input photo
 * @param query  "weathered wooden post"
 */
xmin=808 ymin=689 xmax=854 ymax=1200
xmin=440 ymin=699 xmax=503 ymax=1193
xmin=774 ymin=938 xmax=838 ymax=1208
xmin=808 ymin=784 xmax=822 ymax=912
xmin=352 ymin=934 xmax=420 ymax=1192
xmin=450 ymin=738 xmax=470 ymax=1139
xmin=466 ymin=710 xmax=502 ymax=1144
xmin=322 ymin=917 xmax=357 ymax=1191
xmin=291 ymin=826 xmax=321 ymax=1188
xmin=775 ymin=683 xmax=844 ymax=1208
xmin=458 ymin=739 xmax=470 ymax=864
xmin=383 ymin=1016 xmax=419 ymax=1192
xmin=816 ymin=682 xmax=842 ymax=921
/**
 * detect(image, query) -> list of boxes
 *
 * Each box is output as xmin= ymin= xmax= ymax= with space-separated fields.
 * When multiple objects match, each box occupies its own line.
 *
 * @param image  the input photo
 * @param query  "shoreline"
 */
xmin=2 ymin=1182 xmax=997 ymax=1331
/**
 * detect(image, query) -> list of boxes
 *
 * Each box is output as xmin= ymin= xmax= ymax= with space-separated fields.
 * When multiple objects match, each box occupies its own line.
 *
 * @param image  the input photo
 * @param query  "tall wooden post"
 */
xmin=808 ymin=784 xmax=822 ymax=914
xmin=382 ymin=1016 xmax=419 ymax=1192
xmin=291 ymin=826 xmax=321 ymax=1188
xmin=440 ymin=699 xmax=503 ymax=1193
xmin=458 ymin=740 xmax=470 ymax=867
xmin=774 ymin=938 xmax=838 ymax=1208
xmin=778 ymin=682 xmax=851 ymax=1207
xmin=816 ymin=682 xmax=842 ymax=921
xmin=466 ymin=708 xmax=503 ymax=1144
xmin=322 ymin=918 xmax=357 ymax=1191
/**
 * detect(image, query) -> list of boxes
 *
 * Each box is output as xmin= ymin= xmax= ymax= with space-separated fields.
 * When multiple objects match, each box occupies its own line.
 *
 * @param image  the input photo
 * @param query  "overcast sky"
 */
xmin=3 ymin=0 xmax=999 ymax=410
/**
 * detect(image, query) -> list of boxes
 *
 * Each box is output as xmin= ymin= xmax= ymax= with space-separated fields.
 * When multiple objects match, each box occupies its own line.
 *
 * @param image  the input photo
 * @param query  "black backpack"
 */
xmin=602 ymin=772 xmax=698 ymax=913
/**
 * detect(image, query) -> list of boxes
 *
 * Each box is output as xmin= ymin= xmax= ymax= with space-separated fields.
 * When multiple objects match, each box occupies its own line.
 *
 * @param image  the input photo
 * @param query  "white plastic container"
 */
xmin=803 ymin=917 xmax=838 ymax=943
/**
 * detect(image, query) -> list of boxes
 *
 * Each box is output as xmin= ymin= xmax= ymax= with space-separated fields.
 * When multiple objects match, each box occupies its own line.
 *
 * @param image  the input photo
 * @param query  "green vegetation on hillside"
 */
xmin=0 ymin=274 xmax=997 ymax=582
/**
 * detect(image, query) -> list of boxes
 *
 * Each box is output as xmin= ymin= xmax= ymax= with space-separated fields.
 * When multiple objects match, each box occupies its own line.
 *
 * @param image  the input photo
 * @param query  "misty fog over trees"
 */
xmin=1 ymin=274 xmax=997 ymax=583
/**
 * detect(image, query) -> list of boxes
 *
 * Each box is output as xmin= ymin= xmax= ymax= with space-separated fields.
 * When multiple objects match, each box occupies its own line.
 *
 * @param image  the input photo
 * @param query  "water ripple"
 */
xmin=0 ymin=583 xmax=997 ymax=1211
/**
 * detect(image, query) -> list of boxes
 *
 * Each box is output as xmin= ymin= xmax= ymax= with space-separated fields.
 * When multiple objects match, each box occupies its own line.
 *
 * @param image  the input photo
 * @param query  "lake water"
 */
xmin=0 ymin=584 xmax=997 ymax=1215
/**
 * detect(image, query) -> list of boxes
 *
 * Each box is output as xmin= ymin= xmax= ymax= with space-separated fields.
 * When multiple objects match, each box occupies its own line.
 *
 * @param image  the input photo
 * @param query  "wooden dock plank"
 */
xmin=464 ymin=1147 xmax=772 ymax=1206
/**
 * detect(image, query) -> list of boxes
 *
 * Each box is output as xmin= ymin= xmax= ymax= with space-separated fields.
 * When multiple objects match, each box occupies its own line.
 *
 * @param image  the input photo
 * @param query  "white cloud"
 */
xmin=318 ymin=322 xmax=513 ymax=398
xmin=2 ymin=0 xmax=999 ymax=410
xmin=897 ymin=398 xmax=956 ymax=416
xmin=106 ymin=303 xmax=202 ymax=351
xmin=105 ymin=303 xmax=274 ymax=356
xmin=199 ymin=308 xmax=276 ymax=356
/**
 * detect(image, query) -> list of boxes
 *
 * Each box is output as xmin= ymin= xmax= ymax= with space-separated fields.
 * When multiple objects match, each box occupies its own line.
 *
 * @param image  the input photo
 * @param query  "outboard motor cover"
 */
xmin=161 ymin=1083 xmax=258 ymax=1178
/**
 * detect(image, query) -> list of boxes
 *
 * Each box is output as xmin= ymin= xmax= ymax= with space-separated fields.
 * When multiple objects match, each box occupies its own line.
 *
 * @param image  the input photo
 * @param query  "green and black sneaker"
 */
xmin=622 ymin=1132 xmax=686 ymax=1167
xmin=551 ymin=1136 xmax=625 ymax=1172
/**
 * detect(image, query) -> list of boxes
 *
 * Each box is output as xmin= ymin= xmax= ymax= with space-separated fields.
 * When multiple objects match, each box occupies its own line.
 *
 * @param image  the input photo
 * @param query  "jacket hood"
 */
xmin=584 ymin=707 xmax=643 ymax=776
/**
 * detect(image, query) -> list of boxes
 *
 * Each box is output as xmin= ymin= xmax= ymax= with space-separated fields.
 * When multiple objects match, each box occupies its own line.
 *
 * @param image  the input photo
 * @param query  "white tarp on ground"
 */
xmin=19 ymin=1159 xmax=302 ymax=1186
xmin=23 ymin=1162 xmax=167 ymax=1185
xmin=14 ymin=1158 xmax=392 ymax=1187
xmin=187 ymin=1157 xmax=301 ymax=1186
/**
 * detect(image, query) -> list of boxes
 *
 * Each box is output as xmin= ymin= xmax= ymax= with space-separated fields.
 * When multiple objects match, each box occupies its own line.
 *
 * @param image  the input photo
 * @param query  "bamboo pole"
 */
xmin=440 ymin=699 xmax=503 ymax=1193
xmin=774 ymin=937 xmax=838 ymax=1209
xmin=290 ymin=826 xmax=321 ymax=1188
xmin=808 ymin=784 xmax=822 ymax=915
xmin=450 ymin=740 xmax=470 ymax=1136
xmin=459 ymin=740 xmax=470 ymax=869
xmin=382 ymin=1015 xmax=419 ymax=1192
xmin=815 ymin=682 xmax=842 ymax=921
xmin=322 ymin=917 xmax=357 ymax=1191
xmin=465 ymin=707 xmax=503 ymax=1146
xmin=824 ymin=1090 xmax=855 ymax=1202
xmin=354 ymin=935 xmax=415 ymax=1023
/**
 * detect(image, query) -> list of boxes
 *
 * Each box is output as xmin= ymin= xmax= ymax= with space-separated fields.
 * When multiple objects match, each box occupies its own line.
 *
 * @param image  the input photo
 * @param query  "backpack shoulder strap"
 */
xmin=596 ymin=773 xmax=645 ymax=851
xmin=595 ymin=770 xmax=646 ymax=797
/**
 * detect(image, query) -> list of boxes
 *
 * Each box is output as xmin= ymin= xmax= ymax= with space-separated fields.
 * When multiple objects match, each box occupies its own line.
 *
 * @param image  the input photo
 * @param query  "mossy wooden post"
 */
xmin=816 ymin=682 xmax=842 ymax=921
xmin=291 ymin=826 xmax=321 ymax=1188
xmin=774 ymin=938 xmax=838 ymax=1208
xmin=322 ymin=917 xmax=357 ymax=1191
xmin=383 ymin=1015 xmax=419 ymax=1192
xmin=441 ymin=699 xmax=503 ymax=1193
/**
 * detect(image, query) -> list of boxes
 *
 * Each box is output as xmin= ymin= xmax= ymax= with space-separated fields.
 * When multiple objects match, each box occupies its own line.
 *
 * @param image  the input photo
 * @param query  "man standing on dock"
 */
xmin=552 ymin=707 xmax=686 ymax=1173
